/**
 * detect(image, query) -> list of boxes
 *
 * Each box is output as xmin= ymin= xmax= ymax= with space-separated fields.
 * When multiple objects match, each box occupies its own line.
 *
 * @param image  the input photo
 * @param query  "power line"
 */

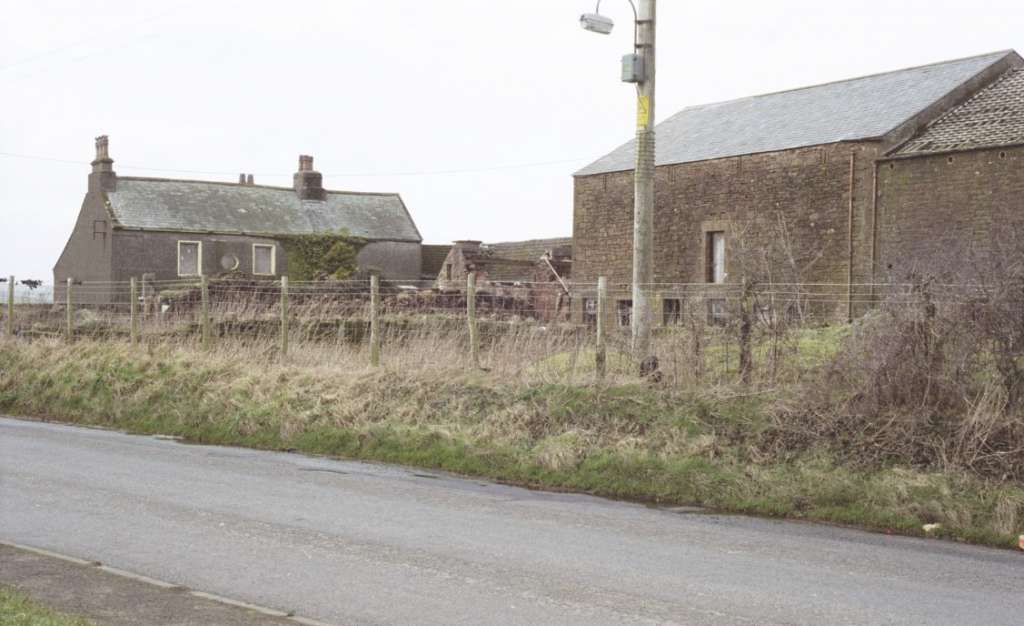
xmin=0 ymin=6 xmax=187 ymax=73
xmin=0 ymin=151 xmax=591 ymax=178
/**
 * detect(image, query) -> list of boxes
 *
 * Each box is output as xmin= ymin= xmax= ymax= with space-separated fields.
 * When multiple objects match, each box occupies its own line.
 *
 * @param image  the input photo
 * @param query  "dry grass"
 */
xmin=2 ymin=334 xmax=1022 ymax=549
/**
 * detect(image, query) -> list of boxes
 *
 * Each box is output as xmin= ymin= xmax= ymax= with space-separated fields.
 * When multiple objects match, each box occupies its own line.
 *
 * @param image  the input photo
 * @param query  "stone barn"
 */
xmin=572 ymin=50 xmax=1024 ymax=323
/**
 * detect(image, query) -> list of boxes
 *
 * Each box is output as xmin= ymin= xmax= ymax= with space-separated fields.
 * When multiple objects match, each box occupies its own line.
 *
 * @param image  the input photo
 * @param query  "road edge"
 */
xmin=0 ymin=541 xmax=335 ymax=626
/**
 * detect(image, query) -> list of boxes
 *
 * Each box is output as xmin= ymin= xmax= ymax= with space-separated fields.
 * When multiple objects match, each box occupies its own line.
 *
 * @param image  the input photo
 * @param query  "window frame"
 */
xmin=663 ymin=298 xmax=682 ymax=326
xmin=582 ymin=297 xmax=598 ymax=327
xmin=705 ymin=230 xmax=726 ymax=284
xmin=252 ymin=243 xmax=277 ymax=276
xmin=616 ymin=299 xmax=633 ymax=328
xmin=177 ymin=240 xmax=203 ymax=277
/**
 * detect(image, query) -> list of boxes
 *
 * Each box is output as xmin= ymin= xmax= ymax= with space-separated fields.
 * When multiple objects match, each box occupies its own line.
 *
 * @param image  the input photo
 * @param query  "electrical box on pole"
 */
xmin=621 ymin=53 xmax=645 ymax=83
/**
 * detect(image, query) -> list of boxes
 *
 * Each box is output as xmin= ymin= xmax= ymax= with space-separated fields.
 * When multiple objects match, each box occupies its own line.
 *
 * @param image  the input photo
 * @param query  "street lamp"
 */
xmin=580 ymin=0 xmax=656 ymax=362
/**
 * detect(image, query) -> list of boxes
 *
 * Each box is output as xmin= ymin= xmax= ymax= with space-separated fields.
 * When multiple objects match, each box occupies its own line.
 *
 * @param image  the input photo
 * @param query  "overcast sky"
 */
xmin=2 ymin=0 xmax=1022 ymax=281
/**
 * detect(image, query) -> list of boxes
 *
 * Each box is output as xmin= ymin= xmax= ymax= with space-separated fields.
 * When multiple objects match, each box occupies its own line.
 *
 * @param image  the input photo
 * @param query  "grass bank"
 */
xmin=1 ymin=339 xmax=1021 ymax=549
xmin=0 ymin=587 xmax=98 ymax=626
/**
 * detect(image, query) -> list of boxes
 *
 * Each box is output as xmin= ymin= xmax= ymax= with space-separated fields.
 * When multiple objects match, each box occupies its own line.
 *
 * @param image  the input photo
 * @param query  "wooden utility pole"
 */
xmin=738 ymin=277 xmax=753 ymax=385
xmin=200 ymin=275 xmax=211 ymax=348
xmin=596 ymin=277 xmax=607 ymax=380
xmin=631 ymin=0 xmax=657 ymax=362
xmin=65 ymin=278 xmax=73 ymax=342
xmin=280 ymin=276 xmax=289 ymax=356
xmin=5 ymin=275 xmax=13 ymax=338
xmin=467 ymin=272 xmax=480 ymax=368
xmin=369 ymin=274 xmax=381 ymax=367
xmin=129 ymin=277 xmax=139 ymax=344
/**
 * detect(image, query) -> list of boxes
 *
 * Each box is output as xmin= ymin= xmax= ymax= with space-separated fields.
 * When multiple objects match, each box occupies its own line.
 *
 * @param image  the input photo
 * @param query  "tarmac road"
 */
xmin=2 ymin=416 xmax=1022 ymax=625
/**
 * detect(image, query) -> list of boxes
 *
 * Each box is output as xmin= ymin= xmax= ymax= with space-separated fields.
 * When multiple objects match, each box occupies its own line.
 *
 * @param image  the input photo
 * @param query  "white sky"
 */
xmin=2 ymin=0 xmax=1022 ymax=281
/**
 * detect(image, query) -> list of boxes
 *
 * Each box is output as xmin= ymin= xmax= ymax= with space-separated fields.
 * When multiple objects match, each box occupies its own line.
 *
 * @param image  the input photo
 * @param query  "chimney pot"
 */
xmin=298 ymin=154 xmax=314 ymax=172
xmin=238 ymin=173 xmax=246 ymax=184
xmin=89 ymin=134 xmax=116 ymax=191
xmin=246 ymin=174 xmax=254 ymax=185
xmin=94 ymin=135 xmax=110 ymax=161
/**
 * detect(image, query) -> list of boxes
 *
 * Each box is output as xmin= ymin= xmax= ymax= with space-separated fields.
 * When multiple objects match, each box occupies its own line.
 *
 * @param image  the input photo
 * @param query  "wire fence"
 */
xmin=2 ymin=274 xmax=1021 ymax=385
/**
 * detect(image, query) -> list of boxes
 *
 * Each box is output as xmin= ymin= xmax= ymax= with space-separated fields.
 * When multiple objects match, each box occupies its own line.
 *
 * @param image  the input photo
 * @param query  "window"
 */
xmin=663 ymin=298 xmax=682 ymax=325
xmin=583 ymin=298 xmax=598 ymax=327
xmin=707 ymin=298 xmax=727 ymax=326
xmin=253 ymin=244 xmax=276 ymax=276
xmin=705 ymin=231 xmax=725 ymax=284
xmin=617 ymin=300 xmax=633 ymax=327
xmin=444 ymin=263 xmax=453 ymax=280
xmin=177 ymin=241 xmax=201 ymax=277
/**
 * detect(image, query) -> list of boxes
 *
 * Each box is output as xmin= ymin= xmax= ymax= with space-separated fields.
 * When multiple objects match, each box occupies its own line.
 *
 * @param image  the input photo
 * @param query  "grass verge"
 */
xmin=1 ymin=339 xmax=1021 ymax=549
xmin=0 ymin=587 xmax=98 ymax=626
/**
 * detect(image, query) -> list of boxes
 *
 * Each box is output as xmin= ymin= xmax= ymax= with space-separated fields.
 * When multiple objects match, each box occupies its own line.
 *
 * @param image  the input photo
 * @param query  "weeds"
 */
xmin=1 ymin=337 xmax=1021 ymax=549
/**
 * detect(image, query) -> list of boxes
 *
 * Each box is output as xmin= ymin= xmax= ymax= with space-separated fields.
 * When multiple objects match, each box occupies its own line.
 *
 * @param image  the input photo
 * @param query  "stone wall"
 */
xmin=572 ymin=141 xmax=882 ymax=321
xmin=876 ymin=145 xmax=1024 ymax=283
xmin=52 ymin=192 xmax=114 ymax=304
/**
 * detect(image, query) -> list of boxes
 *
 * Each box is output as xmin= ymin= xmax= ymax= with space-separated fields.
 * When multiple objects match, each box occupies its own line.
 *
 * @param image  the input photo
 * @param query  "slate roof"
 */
xmin=896 ymin=69 xmax=1024 ymax=155
xmin=105 ymin=178 xmax=421 ymax=242
xmin=485 ymin=237 xmax=572 ymax=262
xmin=576 ymin=51 xmax=1016 ymax=176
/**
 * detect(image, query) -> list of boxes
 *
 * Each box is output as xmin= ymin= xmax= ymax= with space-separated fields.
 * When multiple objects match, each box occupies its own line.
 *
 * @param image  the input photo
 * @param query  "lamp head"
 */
xmin=580 ymin=13 xmax=614 ymax=35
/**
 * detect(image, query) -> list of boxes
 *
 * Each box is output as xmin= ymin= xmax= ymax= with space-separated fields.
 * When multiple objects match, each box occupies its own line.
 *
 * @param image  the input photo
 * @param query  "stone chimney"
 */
xmin=293 ymin=154 xmax=324 ymax=200
xmin=89 ymin=135 xmax=117 ymax=192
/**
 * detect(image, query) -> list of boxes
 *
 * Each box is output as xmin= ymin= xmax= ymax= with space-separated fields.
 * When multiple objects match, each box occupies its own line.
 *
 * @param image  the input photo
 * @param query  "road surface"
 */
xmin=2 ymin=417 xmax=1021 ymax=625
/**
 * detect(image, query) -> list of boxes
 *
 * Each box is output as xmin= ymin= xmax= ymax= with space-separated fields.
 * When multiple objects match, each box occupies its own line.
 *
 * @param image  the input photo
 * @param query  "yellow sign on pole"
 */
xmin=636 ymin=95 xmax=650 ymax=128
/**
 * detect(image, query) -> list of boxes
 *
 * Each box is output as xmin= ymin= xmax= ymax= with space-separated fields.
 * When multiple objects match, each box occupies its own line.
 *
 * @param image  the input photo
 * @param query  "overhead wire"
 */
xmin=0 ymin=151 xmax=591 ymax=178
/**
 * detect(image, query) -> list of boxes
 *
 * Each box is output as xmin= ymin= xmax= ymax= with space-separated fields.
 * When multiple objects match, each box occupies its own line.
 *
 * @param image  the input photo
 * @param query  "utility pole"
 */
xmin=580 ymin=0 xmax=657 ymax=360
xmin=631 ymin=0 xmax=656 ymax=359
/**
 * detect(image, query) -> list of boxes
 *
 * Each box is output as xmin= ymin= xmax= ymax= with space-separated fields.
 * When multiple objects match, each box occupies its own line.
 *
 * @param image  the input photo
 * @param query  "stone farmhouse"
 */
xmin=54 ymin=137 xmax=422 ymax=302
xmin=573 ymin=50 xmax=1024 ymax=323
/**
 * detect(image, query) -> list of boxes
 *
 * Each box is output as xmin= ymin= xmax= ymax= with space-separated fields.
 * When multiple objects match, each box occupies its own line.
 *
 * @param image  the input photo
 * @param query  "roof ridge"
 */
xmin=115 ymin=176 xmax=399 ymax=197
xmin=665 ymin=50 xmax=1013 ymax=118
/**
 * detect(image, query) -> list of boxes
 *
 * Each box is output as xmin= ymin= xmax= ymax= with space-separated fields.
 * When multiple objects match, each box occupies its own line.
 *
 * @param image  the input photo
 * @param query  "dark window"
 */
xmin=707 ymin=298 xmax=727 ymax=326
xmin=705 ymin=231 xmax=725 ymax=283
xmin=617 ymin=300 xmax=633 ymax=327
xmin=583 ymin=298 xmax=598 ymax=327
xmin=445 ymin=263 xmax=453 ymax=280
xmin=663 ymin=298 xmax=682 ymax=325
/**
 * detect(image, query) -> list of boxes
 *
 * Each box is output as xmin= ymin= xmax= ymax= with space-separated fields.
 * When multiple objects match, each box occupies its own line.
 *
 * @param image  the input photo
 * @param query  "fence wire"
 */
xmin=2 ymin=274 xmax=1022 ymax=385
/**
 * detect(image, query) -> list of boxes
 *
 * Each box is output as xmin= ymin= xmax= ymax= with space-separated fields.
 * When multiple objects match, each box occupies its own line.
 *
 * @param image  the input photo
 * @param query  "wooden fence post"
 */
xmin=595 ymin=276 xmax=607 ymax=381
xmin=5 ymin=275 xmax=13 ymax=338
xmin=467 ymin=272 xmax=480 ymax=368
xmin=129 ymin=277 xmax=139 ymax=345
xmin=738 ymin=277 xmax=753 ymax=385
xmin=369 ymin=274 xmax=381 ymax=367
xmin=200 ymin=275 xmax=211 ymax=348
xmin=65 ymin=278 xmax=73 ymax=342
xmin=280 ymin=276 xmax=289 ymax=356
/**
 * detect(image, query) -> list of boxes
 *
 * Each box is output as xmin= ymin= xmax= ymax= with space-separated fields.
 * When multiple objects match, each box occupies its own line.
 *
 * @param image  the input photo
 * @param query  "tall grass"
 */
xmin=2 ymin=333 xmax=1022 ymax=549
